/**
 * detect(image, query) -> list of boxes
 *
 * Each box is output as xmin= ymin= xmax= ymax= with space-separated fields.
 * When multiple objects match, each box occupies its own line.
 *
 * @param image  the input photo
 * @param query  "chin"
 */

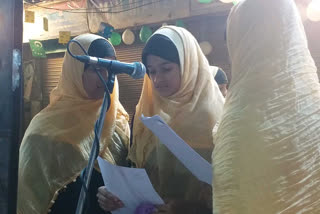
xmin=158 ymin=91 xmax=172 ymax=98
xmin=95 ymin=89 xmax=105 ymax=99
xmin=95 ymin=94 xmax=104 ymax=99
xmin=88 ymin=92 xmax=104 ymax=100
xmin=154 ymin=87 xmax=174 ymax=97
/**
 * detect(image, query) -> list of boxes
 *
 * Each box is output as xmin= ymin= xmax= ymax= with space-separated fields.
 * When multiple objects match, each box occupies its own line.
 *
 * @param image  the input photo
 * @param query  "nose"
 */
xmin=101 ymin=70 xmax=108 ymax=81
xmin=96 ymin=68 xmax=108 ymax=81
xmin=152 ymin=71 xmax=163 ymax=85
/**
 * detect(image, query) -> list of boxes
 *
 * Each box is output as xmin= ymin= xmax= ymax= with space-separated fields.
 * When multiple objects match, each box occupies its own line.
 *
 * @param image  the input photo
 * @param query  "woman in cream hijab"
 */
xmin=17 ymin=34 xmax=130 ymax=214
xmin=212 ymin=0 xmax=320 ymax=213
xmin=98 ymin=26 xmax=224 ymax=213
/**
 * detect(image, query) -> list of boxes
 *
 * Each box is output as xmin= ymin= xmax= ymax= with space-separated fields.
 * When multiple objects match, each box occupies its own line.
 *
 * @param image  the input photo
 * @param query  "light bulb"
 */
xmin=307 ymin=0 xmax=320 ymax=22
xmin=219 ymin=0 xmax=234 ymax=3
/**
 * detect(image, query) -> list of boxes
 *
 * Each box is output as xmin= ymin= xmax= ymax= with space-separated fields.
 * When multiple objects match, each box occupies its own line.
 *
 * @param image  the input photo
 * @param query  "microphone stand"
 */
xmin=66 ymin=40 xmax=119 ymax=214
xmin=75 ymin=72 xmax=115 ymax=214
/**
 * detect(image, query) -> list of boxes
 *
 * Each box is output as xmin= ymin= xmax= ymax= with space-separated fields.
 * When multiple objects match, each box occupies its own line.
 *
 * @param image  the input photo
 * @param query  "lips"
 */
xmin=97 ymin=84 xmax=104 ymax=88
xmin=155 ymin=83 xmax=168 ymax=89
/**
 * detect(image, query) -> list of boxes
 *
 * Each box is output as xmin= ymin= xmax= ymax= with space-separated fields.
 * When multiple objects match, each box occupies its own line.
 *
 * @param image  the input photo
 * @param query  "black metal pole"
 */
xmin=75 ymin=91 xmax=110 ymax=214
xmin=8 ymin=0 xmax=24 ymax=213
xmin=0 ymin=0 xmax=23 ymax=213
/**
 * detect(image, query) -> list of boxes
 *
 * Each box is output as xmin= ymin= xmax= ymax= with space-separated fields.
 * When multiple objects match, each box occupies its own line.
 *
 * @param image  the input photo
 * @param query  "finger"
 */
xmin=98 ymin=200 xmax=118 ymax=211
xmin=96 ymin=191 xmax=108 ymax=201
xmin=98 ymin=186 xmax=109 ymax=195
xmin=97 ymin=189 xmax=120 ymax=202
xmin=98 ymin=187 xmax=116 ymax=201
xmin=117 ymin=200 xmax=124 ymax=207
xmin=105 ymin=192 xmax=121 ymax=202
xmin=97 ymin=193 xmax=114 ymax=207
xmin=98 ymin=186 xmax=120 ymax=201
xmin=97 ymin=187 xmax=124 ymax=208
xmin=97 ymin=196 xmax=118 ymax=209
xmin=98 ymin=200 xmax=113 ymax=212
xmin=98 ymin=197 xmax=124 ymax=209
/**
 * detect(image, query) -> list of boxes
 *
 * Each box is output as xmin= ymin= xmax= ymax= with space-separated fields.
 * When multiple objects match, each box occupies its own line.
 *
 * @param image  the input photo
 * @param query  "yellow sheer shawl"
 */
xmin=129 ymin=26 xmax=225 ymax=200
xmin=17 ymin=34 xmax=130 ymax=214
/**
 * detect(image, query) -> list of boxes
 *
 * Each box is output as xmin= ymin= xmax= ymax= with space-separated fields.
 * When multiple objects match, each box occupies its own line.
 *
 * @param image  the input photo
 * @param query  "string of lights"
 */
xmin=24 ymin=0 xmax=165 ymax=14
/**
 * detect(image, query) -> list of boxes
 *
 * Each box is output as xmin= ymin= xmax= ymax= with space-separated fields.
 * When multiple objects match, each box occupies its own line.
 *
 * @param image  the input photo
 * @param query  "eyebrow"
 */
xmin=105 ymin=56 xmax=116 ymax=60
xmin=147 ymin=62 xmax=173 ymax=68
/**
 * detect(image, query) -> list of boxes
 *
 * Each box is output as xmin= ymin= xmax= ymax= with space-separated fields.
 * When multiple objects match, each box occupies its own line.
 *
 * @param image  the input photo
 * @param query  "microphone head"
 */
xmin=131 ymin=62 xmax=146 ymax=79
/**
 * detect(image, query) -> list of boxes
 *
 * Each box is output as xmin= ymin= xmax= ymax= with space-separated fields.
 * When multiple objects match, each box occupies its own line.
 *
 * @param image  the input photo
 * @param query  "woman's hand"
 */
xmin=96 ymin=186 xmax=124 ymax=212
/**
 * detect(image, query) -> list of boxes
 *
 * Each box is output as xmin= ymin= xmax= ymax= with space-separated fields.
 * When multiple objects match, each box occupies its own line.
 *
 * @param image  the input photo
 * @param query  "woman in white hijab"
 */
xmin=212 ymin=0 xmax=320 ymax=213
xmin=17 ymin=34 xmax=130 ymax=214
xmin=97 ymin=26 xmax=225 ymax=214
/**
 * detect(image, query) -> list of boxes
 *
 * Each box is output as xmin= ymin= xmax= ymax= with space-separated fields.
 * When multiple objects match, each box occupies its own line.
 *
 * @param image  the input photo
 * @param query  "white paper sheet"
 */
xmin=140 ymin=114 xmax=212 ymax=185
xmin=97 ymin=157 xmax=164 ymax=214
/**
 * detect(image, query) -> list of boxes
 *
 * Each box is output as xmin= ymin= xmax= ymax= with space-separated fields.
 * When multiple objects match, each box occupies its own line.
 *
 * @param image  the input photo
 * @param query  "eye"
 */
xmin=95 ymin=66 xmax=109 ymax=73
xmin=149 ymin=70 xmax=156 ymax=75
xmin=162 ymin=67 xmax=172 ymax=73
xmin=94 ymin=67 xmax=101 ymax=72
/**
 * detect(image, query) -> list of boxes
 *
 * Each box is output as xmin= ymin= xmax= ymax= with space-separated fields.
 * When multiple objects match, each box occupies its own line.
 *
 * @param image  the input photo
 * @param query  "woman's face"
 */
xmin=82 ymin=56 xmax=115 ymax=99
xmin=146 ymin=54 xmax=181 ymax=97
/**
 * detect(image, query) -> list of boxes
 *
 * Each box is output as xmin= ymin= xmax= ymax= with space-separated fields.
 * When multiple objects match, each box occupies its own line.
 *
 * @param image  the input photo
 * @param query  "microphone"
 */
xmin=75 ymin=55 xmax=146 ymax=79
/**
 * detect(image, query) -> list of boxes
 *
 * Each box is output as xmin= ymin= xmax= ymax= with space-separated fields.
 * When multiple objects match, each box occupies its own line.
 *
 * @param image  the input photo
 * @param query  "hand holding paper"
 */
xmin=97 ymin=157 xmax=164 ymax=214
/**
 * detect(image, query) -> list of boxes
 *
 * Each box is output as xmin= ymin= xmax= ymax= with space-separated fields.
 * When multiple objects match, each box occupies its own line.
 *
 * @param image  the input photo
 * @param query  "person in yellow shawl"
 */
xmin=17 ymin=34 xmax=130 ymax=214
xmin=97 ymin=26 xmax=225 ymax=214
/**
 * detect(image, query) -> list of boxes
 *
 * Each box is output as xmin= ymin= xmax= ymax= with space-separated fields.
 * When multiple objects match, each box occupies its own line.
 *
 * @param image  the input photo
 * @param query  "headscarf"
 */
xmin=142 ymin=34 xmax=180 ymax=73
xmin=129 ymin=26 xmax=225 ymax=200
xmin=17 ymin=34 xmax=130 ymax=214
xmin=212 ymin=0 xmax=320 ymax=213
xmin=210 ymin=66 xmax=219 ymax=78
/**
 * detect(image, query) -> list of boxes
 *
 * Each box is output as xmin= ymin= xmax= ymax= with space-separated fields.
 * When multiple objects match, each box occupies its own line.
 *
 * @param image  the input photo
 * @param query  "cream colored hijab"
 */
xmin=17 ymin=34 xmax=130 ymax=214
xmin=213 ymin=0 xmax=320 ymax=213
xmin=210 ymin=66 xmax=219 ymax=78
xmin=129 ymin=26 xmax=224 ymax=200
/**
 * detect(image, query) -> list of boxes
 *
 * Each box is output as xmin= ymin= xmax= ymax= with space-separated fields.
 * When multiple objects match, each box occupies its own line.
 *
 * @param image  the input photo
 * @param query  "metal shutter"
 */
xmin=115 ymin=43 xmax=145 ymax=123
xmin=42 ymin=54 xmax=64 ymax=108
xmin=187 ymin=15 xmax=232 ymax=82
